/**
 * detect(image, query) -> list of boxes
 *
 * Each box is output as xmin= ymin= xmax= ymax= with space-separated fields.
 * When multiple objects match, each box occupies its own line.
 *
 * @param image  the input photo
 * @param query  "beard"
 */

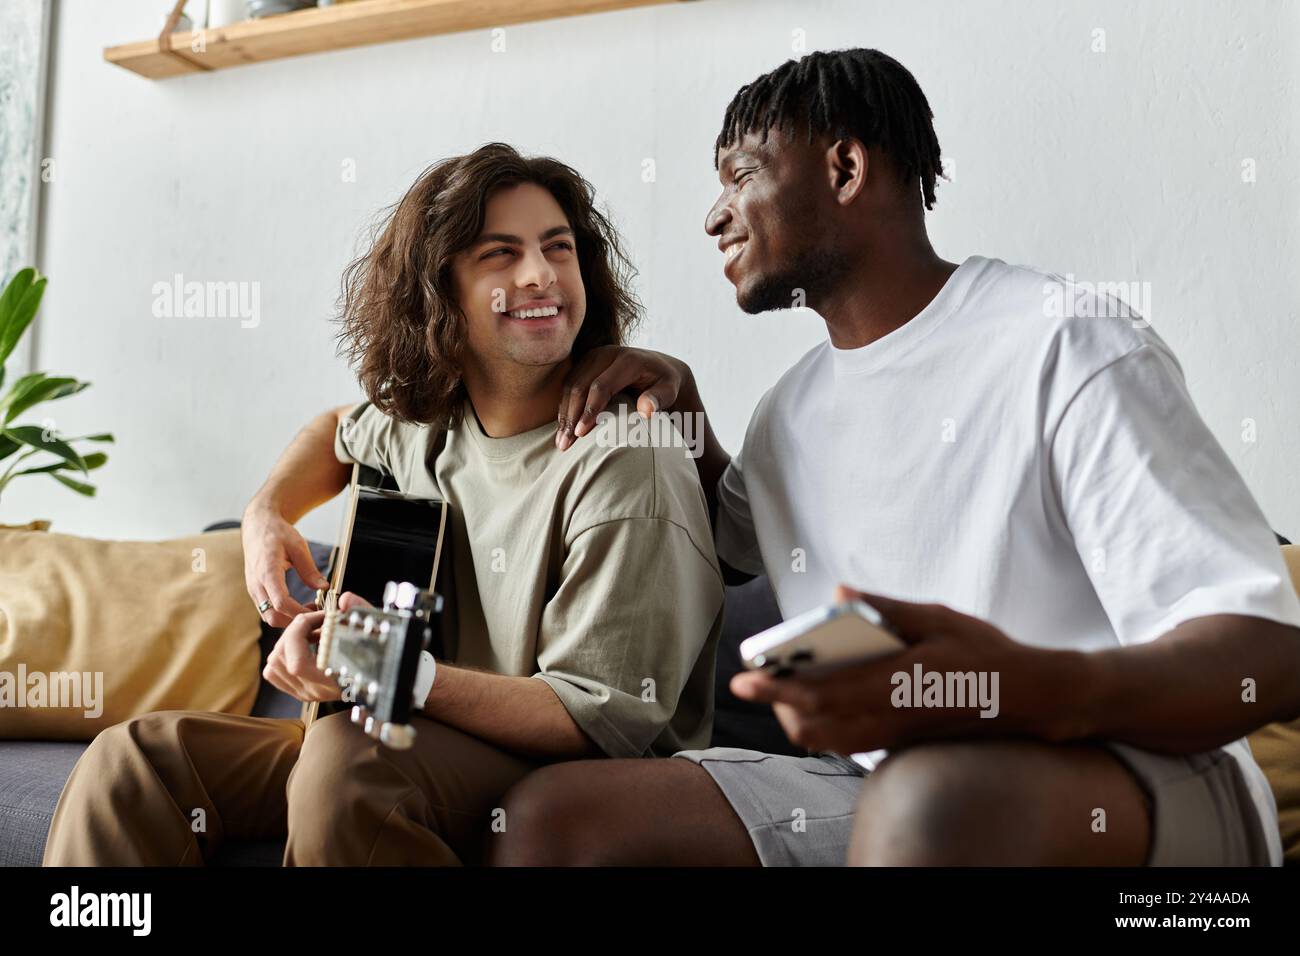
xmin=497 ymin=335 xmax=574 ymax=372
xmin=736 ymin=245 xmax=852 ymax=315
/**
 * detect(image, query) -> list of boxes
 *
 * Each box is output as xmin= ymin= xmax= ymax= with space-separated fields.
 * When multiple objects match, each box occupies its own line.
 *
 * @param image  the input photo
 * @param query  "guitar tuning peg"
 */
xmin=380 ymin=722 xmax=416 ymax=750
xmin=384 ymin=581 xmax=423 ymax=611
xmin=410 ymin=593 xmax=444 ymax=622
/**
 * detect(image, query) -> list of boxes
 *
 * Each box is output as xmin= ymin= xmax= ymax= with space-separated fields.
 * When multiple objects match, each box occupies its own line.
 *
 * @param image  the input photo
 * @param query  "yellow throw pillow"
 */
xmin=0 ymin=528 xmax=260 ymax=739
xmin=1246 ymin=545 xmax=1300 ymax=863
xmin=1249 ymin=718 xmax=1300 ymax=863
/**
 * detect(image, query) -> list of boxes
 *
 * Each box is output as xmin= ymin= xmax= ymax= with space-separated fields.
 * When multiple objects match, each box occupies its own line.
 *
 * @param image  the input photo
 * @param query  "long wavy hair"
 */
xmin=336 ymin=143 xmax=642 ymax=426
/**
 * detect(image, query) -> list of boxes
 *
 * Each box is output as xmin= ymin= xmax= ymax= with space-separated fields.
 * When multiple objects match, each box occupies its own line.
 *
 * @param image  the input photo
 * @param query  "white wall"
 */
xmin=9 ymin=0 xmax=1299 ymax=545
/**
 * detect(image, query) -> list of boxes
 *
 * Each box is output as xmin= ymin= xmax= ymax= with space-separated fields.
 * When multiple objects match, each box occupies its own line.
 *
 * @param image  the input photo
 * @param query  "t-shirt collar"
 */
xmin=829 ymin=255 xmax=987 ymax=376
xmin=461 ymin=398 xmax=557 ymax=461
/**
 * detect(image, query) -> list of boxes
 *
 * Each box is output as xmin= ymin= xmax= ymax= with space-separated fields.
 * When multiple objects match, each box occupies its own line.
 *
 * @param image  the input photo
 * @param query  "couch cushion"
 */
xmin=1246 ymin=544 xmax=1300 ymax=863
xmin=202 ymin=522 xmax=330 ymax=721
xmin=0 ymin=737 xmax=287 ymax=868
xmin=0 ymin=528 xmax=261 ymax=739
xmin=0 ymin=740 xmax=84 ymax=867
xmin=712 ymin=576 xmax=804 ymax=756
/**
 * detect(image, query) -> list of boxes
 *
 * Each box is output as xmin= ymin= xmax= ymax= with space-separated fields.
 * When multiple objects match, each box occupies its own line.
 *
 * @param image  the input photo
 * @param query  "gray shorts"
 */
xmin=673 ymin=742 xmax=1277 ymax=866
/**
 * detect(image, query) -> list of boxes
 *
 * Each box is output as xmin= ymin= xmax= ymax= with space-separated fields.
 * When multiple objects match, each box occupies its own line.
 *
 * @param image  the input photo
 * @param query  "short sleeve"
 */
xmin=534 ymin=516 xmax=724 ymax=758
xmin=714 ymin=452 xmax=764 ymax=576
xmin=334 ymin=401 xmax=389 ymax=471
xmin=1050 ymin=344 xmax=1300 ymax=645
xmin=334 ymin=401 xmax=439 ymax=494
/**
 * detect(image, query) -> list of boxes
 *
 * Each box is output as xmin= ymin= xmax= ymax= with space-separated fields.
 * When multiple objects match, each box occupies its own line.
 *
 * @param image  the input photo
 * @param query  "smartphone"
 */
xmin=740 ymin=599 xmax=905 ymax=676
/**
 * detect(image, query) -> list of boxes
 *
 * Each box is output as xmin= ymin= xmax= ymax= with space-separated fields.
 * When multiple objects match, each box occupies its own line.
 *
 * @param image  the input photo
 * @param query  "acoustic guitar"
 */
xmin=300 ymin=462 xmax=451 ymax=749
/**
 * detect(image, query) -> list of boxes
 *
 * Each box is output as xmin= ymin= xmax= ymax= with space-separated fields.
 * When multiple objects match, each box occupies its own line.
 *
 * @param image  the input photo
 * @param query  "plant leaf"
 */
xmin=0 ymin=268 xmax=35 ymax=332
xmin=0 ymin=433 xmax=17 ymax=462
xmin=1 ymin=425 xmax=87 ymax=474
xmin=2 ymin=376 xmax=87 ymax=424
xmin=0 ymin=371 xmax=45 ymax=403
xmin=0 ymin=270 xmax=47 ymax=367
xmin=12 ymin=451 xmax=108 ymax=476
xmin=51 ymin=472 xmax=95 ymax=496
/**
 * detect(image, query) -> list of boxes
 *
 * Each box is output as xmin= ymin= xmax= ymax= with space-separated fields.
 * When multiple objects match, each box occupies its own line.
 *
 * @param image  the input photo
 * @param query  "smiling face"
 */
xmin=451 ymin=181 xmax=587 ymax=377
xmin=706 ymin=130 xmax=852 ymax=314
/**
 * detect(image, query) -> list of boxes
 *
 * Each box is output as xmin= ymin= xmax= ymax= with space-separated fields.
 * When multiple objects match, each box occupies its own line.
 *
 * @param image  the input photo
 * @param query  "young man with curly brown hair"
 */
xmin=42 ymin=143 xmax=724 ymax=867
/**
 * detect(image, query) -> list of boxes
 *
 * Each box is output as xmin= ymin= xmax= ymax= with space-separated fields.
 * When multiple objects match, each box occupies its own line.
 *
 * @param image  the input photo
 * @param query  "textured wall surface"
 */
xmin=8 ymin=0 xmax=1299 ymax=545
xmin=0 ymin=0 xmax=47 ymax=310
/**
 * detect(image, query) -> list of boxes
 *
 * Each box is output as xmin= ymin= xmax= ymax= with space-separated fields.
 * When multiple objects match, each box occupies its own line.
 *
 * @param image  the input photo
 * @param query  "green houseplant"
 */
xmin=0 ymin=268 xmax=113 ymax=508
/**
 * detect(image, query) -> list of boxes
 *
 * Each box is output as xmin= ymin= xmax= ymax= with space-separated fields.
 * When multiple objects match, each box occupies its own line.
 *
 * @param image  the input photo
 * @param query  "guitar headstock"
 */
xmin=321 ymin=581 xmax=443 ymax=749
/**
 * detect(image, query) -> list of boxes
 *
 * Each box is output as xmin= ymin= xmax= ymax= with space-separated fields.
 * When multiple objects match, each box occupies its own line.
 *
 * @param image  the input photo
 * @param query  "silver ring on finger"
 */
xmin=257 ymin=599 xmax=273 ymax=614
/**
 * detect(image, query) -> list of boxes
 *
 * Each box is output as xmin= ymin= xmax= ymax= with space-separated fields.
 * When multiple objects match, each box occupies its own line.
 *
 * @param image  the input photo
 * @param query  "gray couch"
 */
xmin=0 ymin=526 xmax=797 ymax=867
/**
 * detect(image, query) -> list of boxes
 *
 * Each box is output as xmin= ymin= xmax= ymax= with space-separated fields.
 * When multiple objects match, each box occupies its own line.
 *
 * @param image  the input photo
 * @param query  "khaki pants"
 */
xmin=41 ymin=709 xmax=540 ymax=866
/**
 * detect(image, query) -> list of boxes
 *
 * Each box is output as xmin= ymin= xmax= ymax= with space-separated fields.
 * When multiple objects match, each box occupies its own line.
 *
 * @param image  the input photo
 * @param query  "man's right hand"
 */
xmin=242 ymin=501 xmax=331 ymax=627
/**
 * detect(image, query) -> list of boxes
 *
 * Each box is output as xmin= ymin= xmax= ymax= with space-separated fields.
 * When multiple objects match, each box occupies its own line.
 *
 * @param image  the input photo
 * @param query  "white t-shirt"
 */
xmin=715 ymin=255 xmax=1300 ymax=865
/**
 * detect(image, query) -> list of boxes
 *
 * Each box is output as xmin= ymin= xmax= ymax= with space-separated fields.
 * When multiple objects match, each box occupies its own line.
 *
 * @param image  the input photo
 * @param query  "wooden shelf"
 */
xmin=104 ymin=0 xmax=692 ymax=79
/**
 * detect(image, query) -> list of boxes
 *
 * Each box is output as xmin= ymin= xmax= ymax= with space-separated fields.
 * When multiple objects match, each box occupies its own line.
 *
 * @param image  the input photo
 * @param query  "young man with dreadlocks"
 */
xmin=489 ymin=48 xmax=1300 ymax=866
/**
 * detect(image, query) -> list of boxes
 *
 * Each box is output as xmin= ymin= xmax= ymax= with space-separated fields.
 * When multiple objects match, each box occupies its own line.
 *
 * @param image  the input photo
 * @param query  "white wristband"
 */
xmin=411 ymin=650 xmax=437 ymax=711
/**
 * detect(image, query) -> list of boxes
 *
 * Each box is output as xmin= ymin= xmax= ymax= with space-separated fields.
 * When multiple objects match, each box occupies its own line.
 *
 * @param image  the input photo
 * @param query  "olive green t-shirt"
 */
xmin=333 ymin=397 xmax=723 ymax=758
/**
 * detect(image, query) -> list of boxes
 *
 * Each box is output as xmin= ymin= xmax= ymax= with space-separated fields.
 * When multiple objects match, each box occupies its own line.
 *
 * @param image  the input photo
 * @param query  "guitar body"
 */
xmin=330 ymin=475 xmax=448 ymax=614
xmin=303 ymin=463 xmax=450 ymax=738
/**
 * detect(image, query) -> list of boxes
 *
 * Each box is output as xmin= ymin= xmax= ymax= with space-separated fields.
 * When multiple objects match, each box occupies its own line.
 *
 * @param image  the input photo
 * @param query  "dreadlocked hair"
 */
xmin=714 ymin=48 xmax=944 ymax=210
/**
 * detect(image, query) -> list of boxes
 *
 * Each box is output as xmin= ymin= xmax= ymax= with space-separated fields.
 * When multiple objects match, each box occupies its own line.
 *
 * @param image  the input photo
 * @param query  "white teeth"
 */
xmin=726 ymin=242 xmax=746 ymax=262
xmin=508 ymin=305 xmax=559 ymax=319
